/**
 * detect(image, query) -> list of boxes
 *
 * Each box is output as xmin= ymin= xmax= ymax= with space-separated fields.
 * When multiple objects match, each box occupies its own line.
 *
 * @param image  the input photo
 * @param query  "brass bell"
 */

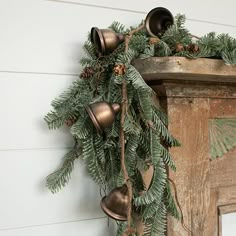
xmin=145 ymin=7 xmax=174 ymax=37
xmin=85 ymin=101 xmax=120 ymax=134
xmin=91 ymin=27 xmax=125 ymax=55
xmin=91 ymin=7 xmax=173 ymax=55
xmin=101 ymin=184 xmax=128 ymax=221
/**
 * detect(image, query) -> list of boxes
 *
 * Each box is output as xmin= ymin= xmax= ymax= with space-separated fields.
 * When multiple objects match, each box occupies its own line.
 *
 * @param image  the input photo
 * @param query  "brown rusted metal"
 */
xmin=85 ymin=101 xmax=120 ymax=134
xmin=145 ymin=7 xmax=174 ymax=37
xmin=100 ymin=184 xmax=128 ymax=221
xmin=91 ymin=27 xmax=125 ymax=55
xmin=91 ymin=7 xmax=173 ymax=55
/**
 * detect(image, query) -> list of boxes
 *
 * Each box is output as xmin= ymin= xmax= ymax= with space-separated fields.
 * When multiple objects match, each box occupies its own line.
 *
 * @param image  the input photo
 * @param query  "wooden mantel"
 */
xmin=133 ymin=57 xmax=236 ymax=236
xmin=133 ymin=57 xmax=236 ymax=83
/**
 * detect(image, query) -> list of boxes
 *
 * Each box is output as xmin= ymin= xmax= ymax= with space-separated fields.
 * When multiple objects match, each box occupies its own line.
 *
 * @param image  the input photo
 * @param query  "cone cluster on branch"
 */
xmin=174 ymin=43 xmax=200 ymax=53
xmin=186 ymin=43 xmax=200 ymax=53
xmin=149 ymin=37 xmax=160 ymax=45
xmin=65 ymin=117 xmax=77 ymax=127
xmin=80 ymin=66 xmax=95 ymax=79
xmin=113 ymin=64 xmax=126 ymax=76
xmin=175 ymin=43 xmax=185 ymax=52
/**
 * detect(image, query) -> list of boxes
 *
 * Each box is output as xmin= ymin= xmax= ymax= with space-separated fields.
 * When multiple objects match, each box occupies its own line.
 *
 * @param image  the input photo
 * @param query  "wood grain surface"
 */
xmin=133 ymin=57 xmax=236 ymax=83
xmin=134 ymin=57 xmax=236 ymax=236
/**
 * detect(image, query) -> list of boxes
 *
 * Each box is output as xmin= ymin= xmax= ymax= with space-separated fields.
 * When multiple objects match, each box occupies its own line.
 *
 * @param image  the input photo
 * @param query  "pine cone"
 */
xmin=80 ymin=66 xmax=94 ymax=79
xmin=113 ymin=64 xmax=126 ymax=76
xmin=149 ymin=37 xmax=160 ymax=45
xmin=65 ymin=117 xmax=77 ymax=127
xmin=186 ymin=43 xmax=200 ymax=53
xmin=175 ymin=43 xmax=184 ymax=52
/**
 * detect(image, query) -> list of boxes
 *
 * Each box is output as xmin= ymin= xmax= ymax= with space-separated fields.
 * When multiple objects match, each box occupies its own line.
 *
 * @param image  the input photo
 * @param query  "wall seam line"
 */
xmin=0 ymin=71 xmax=78 ymax=77
xmin=46 ymin=0 xmax=236 ymax=28
xmin=0 ymin=216 xmax=107 ymax=231
xmin=0 ymin=146 xmax=74 ymax=152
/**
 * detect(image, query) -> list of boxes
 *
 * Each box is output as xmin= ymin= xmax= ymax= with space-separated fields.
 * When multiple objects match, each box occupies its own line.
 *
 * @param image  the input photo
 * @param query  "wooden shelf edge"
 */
xmin=132 ymin=57 xmax=236 ymax=84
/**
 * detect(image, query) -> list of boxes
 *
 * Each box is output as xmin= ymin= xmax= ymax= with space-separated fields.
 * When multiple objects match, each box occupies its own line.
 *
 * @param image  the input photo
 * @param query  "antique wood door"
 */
xmin=134 ymin=57 xmax=236 ymax=236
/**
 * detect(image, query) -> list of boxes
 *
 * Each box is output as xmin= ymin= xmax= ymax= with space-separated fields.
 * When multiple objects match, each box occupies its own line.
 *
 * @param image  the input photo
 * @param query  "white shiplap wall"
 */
xmin=0 ymin=1 xmax=235 ymax=236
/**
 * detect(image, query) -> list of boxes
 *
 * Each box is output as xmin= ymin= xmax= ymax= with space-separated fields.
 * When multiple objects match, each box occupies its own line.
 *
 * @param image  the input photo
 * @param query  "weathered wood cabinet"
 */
xmin=134 ymin=57 xmax=236 ymax=236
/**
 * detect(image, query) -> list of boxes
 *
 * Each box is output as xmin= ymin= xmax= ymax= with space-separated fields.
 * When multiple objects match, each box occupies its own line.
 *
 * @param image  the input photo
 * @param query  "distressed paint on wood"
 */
xmin=209 ymin=118 xmax=236 ymax=159
xmin=134 ymin=57 xmax=236 ymax=236
xmin=210 ymin=99 xmax=236 ymax=118
xmin=133 ymin=57 xmax=236 ymax=83
xmin=210 ymin=149 xmax=236 ymax=188
xmin=218 ymin=203 xmax=236 ymax=215
xmin=166 ymin=97 xmax=211 ymax=236
xmin=151 ymin=84 xmax=236 ymax=99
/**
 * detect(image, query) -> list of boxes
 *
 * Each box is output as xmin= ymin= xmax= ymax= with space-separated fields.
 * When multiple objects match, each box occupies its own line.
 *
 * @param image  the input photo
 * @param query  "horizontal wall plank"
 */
xmin=0 ymin=72 xmax=75 ymax=150
xmin=0 ymin=0 xmax=143 ymax=74
xmin=0 ymin=0 xmax=235 ymax=75
xmin=0 ymin=149 xmax=104 ymax=230
xmin=0 ymin=218 xmax=116 ymax=236
xmin=51 ymin=0 xmax=236 ymax=27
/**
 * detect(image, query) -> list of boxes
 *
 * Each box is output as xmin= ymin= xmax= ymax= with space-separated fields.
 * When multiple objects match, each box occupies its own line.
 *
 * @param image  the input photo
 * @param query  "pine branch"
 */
xmin=116 ymin=222 xmax=128 ymax=236
xmin=104 ymin=148 xmax=121 ymax=190
xmin=139 ymin=44 xmax=155 ymax=59
xmin=46 ymin=148 xmax=81 ymax=193
xmin=70 ymin=116 xmax=91 ymax=139
xmin=45 ymin=16 xmax=189 ymax=236
xmin=109 ymin=21 xmax=126 ymax=34
xmin=51 ymin=79 xmax=91 ymax=111
xmin=125 ymin=134 xmax=139 ymax=176
xmin=154 ymin=40 xmax=172 ymax=57
xmin=83 ymin=40 xmax=97 ymax=60
xmin=44 ymin=110 xmax=68 ymax=130
xmin=143 ymin=202 xmax=167 ymax=236
xmin=134 ymin=159 xmax=167 ymax=206
xmin=119 ymin=24 xmax=146 ymax=236
xmin=82 ymin=135 xmax=105 ymax=185
xmin=222 ymin=48 xmax=236 ymax=65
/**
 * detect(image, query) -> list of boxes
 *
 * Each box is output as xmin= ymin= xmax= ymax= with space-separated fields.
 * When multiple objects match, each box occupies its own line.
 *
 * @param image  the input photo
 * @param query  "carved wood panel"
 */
xmin=166 ymin=96 xmax=236 ymax=236
xmin=134 ymin=57 xmax=236 ymax=236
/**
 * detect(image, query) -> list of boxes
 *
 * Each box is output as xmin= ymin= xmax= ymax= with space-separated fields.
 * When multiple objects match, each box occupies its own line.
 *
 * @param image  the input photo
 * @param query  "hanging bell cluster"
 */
xmin=86 ymin=7 xmax=174 ymax=222
xmin=91 ymin=7 xmax=174 ymax=55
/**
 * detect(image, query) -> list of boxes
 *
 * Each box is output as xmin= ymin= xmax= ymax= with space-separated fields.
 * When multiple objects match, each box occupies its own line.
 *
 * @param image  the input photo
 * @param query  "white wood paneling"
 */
xmin=0 ymin=0 xmax=235 ymax=75
xmin=0 ymin=149 xmax=104 ymax=230
xmin=0 ymin=218 xmax=116 ymax=236
xmin=0 ymin=72 xmax=75 ymax=150
xmin=50 ymin=0 xmax=236 ymax=27
xmin=0 ymin=0 xmax=144 ymax=74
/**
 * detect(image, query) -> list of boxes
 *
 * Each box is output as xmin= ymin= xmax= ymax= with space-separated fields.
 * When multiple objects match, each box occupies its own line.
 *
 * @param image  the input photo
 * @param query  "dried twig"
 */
xmin=125 ymin=24 xmax=145 ymax=52
xmin=190 ymin=34 xmax=201 ymax=40
xmin=168 ymin=177 xmax=194 ymax=236
xmin=120 ymin=24 xmax=145 ymax=236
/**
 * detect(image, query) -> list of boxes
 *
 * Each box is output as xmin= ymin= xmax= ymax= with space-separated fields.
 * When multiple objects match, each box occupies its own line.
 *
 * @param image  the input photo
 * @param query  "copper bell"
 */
xmin=101 ymin=184 xmax=128 ymax=221
xmin=85 ymin=101 xmax=120 ymax=134
xmin=91 ymin=27 xmax=125 ymax=55
xmin=145 ymin=7 xmax=174 ymax=37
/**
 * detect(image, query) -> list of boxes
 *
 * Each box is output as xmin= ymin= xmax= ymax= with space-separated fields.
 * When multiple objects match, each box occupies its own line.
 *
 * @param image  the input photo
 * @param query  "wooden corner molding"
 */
xmin=209 ymin=118 xmax=236 ymax=159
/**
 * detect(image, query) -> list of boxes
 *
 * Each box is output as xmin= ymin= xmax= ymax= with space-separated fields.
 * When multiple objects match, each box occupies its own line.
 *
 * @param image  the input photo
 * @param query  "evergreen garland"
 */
xmin=45 ymin=14 xmax=236 ymax=236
